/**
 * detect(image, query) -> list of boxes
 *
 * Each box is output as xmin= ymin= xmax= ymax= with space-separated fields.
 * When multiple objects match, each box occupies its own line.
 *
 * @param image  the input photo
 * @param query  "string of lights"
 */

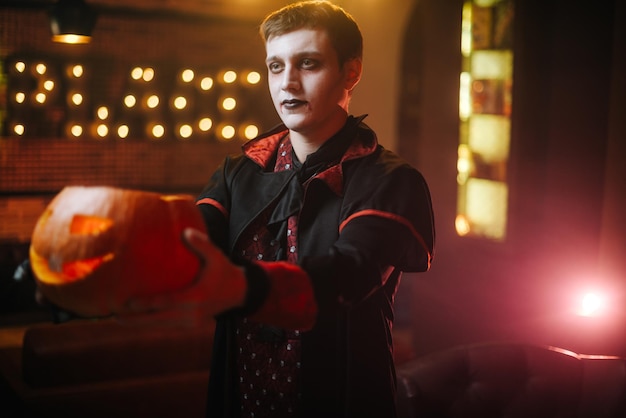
xmin=4 ymin=56 xmax=267 ymax=142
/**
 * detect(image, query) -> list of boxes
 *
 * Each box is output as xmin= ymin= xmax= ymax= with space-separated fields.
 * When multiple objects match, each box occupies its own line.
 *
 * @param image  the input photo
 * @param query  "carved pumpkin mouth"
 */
xmin=30 ymin=248 xmax=115 ymax=284
xmin=30 ymin=213 xmax=116 ymax=284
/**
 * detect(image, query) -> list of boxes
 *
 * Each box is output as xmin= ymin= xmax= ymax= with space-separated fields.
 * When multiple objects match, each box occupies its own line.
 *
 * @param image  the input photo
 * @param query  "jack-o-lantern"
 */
xmin=29 ymin=186 xmax=206 ymax=317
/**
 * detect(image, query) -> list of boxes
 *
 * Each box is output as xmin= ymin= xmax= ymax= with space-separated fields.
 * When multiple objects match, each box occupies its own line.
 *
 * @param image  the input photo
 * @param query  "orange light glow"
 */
xmin=52 ymin=34 xmax=91 ymax=44
xmin=455 ymin=214 xmax=471 ymax=236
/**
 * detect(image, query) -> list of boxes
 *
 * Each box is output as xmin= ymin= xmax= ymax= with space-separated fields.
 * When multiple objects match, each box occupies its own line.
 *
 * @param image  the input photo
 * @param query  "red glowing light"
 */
xmin=577 ymin=292 xmax=606 ymax=317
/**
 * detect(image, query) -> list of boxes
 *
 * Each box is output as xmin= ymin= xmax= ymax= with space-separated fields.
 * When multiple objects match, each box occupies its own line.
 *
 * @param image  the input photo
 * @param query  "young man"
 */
xmin=143 ymin=1 xmax=434 ymax=417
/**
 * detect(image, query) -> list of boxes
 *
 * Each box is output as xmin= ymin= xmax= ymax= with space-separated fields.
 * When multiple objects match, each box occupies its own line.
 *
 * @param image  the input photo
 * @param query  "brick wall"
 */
xmin=0 ymin=138 xmax=242 ymax=243
xmin=0 ymin=196 xmax=49 ymax=243
xmin=0 ymin=139 xmax=242 ymax=193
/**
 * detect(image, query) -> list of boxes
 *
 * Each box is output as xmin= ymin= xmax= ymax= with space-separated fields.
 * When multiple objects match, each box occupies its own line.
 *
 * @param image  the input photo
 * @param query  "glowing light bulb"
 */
xmin=223 ymin=70 xmax=237 ymax=83
xmin=143 ymin=68 xmax=155 ymax=82
xmin=244 ymin=124 xmax=259 ymax=139
xmin=200 ymin=77 xmax=214 ymax=91
xmin=14 ymin=124 xmax=25 ymax=136
xmin=72 ymin=65 xmax=84 ymax=78
xmin=146 ymin=95 xmax=160 ymax=108
xmin=151 ymin=124 xmax=165 ymax=138
xmin=199 ymin=118 xmax=213 ymax=131
xmin=221 ymin=125 xmax=235 ymax=140
xmin=179 ymin=124 xmax=193 ymax=138
xmin=246 ymin=71 xmax=261 ymax=84
xmin=97 ymin=106 xmax=109 ymax=120
xmin=222 ymin=97 xmax=237 ymax=111
xmin=181 ymin=69 xmax=195 ymax=83
xmin=71 ymin=93 xmax=83 ymax=105
xmin=124 ymin=95 xmax=137 ymax=108
xmin=96 ymin=124 xmax=109 ymax=137
xmin=578 ymin=292 xmax=606 ymax=317
xmin=131 ymin=67 xmax=143 ymax=80
xmin=173 ymin=96 xmax=187 ymax=110
xmin=117 ymin=125 xmax=129 ymax=138
xmin=70 ymin=124 xmax=83 ymax=137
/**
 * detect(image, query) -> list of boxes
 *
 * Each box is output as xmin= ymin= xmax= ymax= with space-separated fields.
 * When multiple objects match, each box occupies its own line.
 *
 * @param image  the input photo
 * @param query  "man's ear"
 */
xmin=344 ymin=58 xmax=362 ymax=91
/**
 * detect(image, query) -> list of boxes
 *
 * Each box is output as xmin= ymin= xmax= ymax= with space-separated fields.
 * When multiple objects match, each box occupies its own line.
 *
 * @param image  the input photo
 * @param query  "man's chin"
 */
xmin=279 ymin=115 xmax=309 ymax=132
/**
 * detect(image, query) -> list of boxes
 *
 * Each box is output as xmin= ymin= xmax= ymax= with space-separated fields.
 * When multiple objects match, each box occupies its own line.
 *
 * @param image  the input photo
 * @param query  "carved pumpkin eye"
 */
xmin=70 ymin=214 xmax=114 ymax=235
xmin=30 ymin=213 xmax=116 ymax=284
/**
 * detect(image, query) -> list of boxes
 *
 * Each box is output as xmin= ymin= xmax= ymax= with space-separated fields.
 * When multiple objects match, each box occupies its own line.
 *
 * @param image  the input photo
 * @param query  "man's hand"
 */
xmin=117 ymin=228 xmax=247 ymax=328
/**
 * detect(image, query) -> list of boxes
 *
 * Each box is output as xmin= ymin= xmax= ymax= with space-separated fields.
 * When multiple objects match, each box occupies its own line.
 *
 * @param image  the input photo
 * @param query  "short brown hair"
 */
xmin=259 ymin=1 xmax=363 ymax=66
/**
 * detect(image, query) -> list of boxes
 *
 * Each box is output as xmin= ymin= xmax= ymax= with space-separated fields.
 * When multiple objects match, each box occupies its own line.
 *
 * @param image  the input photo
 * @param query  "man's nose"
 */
xmin=281 ymin=66 xmax=300 ymax=91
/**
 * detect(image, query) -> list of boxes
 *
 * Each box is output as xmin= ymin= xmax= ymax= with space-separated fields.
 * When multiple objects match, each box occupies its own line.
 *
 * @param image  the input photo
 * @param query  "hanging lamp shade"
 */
xmin=49 ymin=0 xmax=98 ymax=44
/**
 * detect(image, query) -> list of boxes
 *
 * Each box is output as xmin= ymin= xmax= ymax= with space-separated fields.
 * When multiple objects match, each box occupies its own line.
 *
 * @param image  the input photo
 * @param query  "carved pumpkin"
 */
xmin=29 ymin=186 xmax=206 ymax=317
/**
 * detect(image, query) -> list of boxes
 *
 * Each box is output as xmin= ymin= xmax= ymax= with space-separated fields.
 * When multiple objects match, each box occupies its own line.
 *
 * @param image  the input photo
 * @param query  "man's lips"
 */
xmin=281 ymin=99 xmax=307 ymax=109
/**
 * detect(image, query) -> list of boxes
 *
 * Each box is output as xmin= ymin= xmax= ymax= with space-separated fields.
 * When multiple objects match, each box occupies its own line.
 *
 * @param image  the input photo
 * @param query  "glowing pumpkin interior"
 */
xmin=30 ymin=212 xmax=116 ymax=285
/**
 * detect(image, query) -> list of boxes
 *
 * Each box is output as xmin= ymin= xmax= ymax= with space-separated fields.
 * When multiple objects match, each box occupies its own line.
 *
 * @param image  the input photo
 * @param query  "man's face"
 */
xmin=265 ymin=28 xmax=360 ymax=142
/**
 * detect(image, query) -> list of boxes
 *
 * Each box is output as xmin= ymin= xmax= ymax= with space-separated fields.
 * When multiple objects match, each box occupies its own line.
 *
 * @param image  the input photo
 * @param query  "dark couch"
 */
xmin=396 ymin=342 xmax=626 ymax=418
xmin=2 ymin=321 xmax=626 ymax=418
xmin=0 ymin=319 xmax=214 ymax=418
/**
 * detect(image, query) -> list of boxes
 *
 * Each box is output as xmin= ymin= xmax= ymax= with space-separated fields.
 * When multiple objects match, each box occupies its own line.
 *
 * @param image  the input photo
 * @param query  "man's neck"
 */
xmin=289 ymin=115 xmax=349 ymax=162
xmin=290 ymin=136 xmax=323 ymax=163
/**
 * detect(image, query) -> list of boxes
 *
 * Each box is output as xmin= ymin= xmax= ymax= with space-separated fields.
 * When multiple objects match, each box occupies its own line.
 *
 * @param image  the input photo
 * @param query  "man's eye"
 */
xmin=301 ymin=59 xmax=317 ymax=69
xmin=268 ymin=62 xmax=283 ymax=73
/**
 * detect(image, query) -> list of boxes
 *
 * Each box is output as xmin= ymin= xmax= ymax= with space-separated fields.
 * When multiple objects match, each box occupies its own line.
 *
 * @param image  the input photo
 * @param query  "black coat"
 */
xmin=197 ymin=116 xmax=435 ymax=418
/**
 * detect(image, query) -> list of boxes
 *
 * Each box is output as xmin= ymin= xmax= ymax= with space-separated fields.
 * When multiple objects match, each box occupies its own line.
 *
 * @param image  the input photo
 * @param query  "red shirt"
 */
xmin=236 ymin=136 xmax=303 ymax=417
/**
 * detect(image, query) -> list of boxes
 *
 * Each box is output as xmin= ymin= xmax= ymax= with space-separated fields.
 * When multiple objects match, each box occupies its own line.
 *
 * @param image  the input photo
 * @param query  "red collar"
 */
xmin=242 ymin=119 xmax=378 ymax=195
